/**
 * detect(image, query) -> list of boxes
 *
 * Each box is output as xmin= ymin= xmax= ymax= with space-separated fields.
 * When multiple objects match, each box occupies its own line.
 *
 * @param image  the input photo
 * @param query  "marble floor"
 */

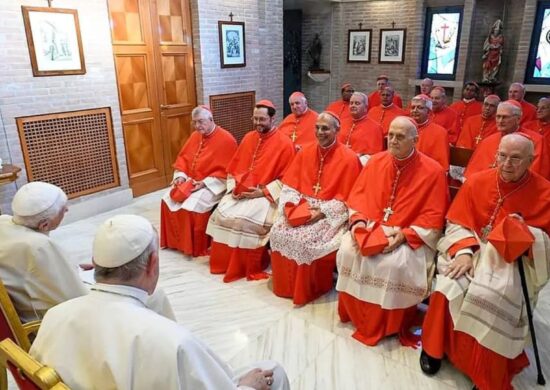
xmin=20 ymin=189 xmax=550 ymax=389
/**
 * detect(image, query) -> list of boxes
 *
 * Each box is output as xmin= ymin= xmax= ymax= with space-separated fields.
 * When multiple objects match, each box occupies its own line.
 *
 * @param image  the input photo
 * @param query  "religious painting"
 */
xmin=22 ymin=6 xmax=86 ymax=77
xmin=218 ymin=21 xmax=246 ymax=68
xmin=347 ymin=29 xmax=372 ymax=63
xmin=421 ymin=7 xmax=463 ymax=80
xmin=378 ymin=29 xmax=406 ymax=64
xmin=525 ymin=1 xmax=550 ymax=84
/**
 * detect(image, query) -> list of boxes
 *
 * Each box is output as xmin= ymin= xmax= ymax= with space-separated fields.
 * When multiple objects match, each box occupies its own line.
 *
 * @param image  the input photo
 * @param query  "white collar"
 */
xmin=91 ymin=283 xmax=149 ymax=305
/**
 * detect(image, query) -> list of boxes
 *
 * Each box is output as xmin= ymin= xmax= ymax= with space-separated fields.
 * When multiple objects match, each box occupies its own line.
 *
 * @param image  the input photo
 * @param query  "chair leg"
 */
xmin=0 ymin=368 xmax=7 ymax=390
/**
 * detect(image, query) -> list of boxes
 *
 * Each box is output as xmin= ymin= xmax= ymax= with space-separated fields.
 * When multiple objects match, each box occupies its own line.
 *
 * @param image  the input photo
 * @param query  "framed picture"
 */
xmin=347 ymin=29 xmax=372 ymax=63
xmin=379 ymin=28 xmax=407 ymax=64
xmin=421 ymin=7 xmax=463 ymax=80
xmin=22 ymin=6 xmax=86 ymax=77
xmin=218 ymin=21 xmax=246 ymax=68
xmin=525 ymin=1 xmax=550 ymax=84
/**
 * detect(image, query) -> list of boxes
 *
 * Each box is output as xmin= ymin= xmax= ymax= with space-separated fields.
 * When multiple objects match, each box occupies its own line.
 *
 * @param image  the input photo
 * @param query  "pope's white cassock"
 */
xmin=0 ymin=215 xmax=174 ymax=322
xmin=30 ymin=283 xmax=288 ymax=390
xmin=0 ymin=214 xmax=86 ymax=323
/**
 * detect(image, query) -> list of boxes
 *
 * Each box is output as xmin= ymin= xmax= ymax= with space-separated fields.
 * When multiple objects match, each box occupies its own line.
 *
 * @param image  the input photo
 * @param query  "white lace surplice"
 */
xmin=270 ymin=186 xmax=349 ymax=265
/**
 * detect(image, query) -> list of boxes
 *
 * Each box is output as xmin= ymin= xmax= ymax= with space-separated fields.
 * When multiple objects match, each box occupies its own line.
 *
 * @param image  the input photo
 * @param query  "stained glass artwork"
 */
xmin=426 ymin=12 xmax=461 ymax=75
xmin=533 ymin=9 xmax=550 ymax=78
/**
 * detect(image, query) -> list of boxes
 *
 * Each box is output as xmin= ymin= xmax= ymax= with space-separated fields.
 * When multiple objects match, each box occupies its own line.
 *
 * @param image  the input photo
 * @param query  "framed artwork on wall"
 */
xmin=347 ymin=29 xmax=372 ymax=63
xmin=525 ymin=0 xmax=550 ymax=84
xmin=218 ymin=21 xmax=246 ymax=68
xmin=421 ymin=7 xmax=463 ymax=80
xmin=22 ymin=6 xmax=86 ymax=77
xmin=379 ymin=28 xmax=406 ymax=64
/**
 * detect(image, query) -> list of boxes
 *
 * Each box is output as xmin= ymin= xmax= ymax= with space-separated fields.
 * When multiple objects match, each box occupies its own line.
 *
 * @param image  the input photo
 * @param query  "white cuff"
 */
xmin=455 ymin=248 xmax=474 ymax=258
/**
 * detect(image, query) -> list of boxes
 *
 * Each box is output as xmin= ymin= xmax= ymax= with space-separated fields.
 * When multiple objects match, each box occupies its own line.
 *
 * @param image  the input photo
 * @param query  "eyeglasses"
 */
xmin=496 ymin=153 xmax=525 ymax=166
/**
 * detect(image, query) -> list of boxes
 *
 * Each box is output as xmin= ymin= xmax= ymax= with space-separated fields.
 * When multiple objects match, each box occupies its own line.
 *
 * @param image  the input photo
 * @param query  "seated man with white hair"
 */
xmin=0 ymin=181 xmax=174 ymax=323
xmin=420 ymin=133 xmax=550 ymax=390
xmin=336 ymin=116 xmax=448 ymax=347
xmin=30 ymin=214 xmax=290 ymax=390
xmin=0 ymin=181 xmax=86 ymax=322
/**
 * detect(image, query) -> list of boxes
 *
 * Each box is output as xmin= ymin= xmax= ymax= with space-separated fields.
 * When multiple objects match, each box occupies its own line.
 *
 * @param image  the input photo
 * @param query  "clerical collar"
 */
xmin=463 ymin=98 xmax=476 ymax=103
xmin=352 ymin=114 xmax=367 ymax=122
xmin=392 ymin=148 xmax=417 ymax=168
xmin=258 ymin=126 xmax=277 ymax=139
xmin=497 ymin=169 xmax=531 ymax=191
xmin=203 ymin=125 xmax=217 ymax=138
xmin=381 ymin=103 xmax=394 ymax=109
xmin=91 ymin=283 xmax=149 ymax=305
xmin=297 ymin=108 xmax=309 ymax=118
xmin=417 ymin=119 xmax=430 ymax=128
xmin=319 ymin=138 xmax=337 ymax=150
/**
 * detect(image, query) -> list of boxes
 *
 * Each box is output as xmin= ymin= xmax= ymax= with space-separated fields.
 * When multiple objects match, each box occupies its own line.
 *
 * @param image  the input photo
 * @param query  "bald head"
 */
xmin=497 ymin=133 xmax=534 ymax=182
xmin=387 ymin=116 xmax=418 ymax=159
xmin=508 ymin=83 xmax=526 ymax=102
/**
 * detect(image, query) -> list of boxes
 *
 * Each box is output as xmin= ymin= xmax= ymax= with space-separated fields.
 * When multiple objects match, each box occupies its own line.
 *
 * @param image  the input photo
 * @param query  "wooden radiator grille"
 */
xmin=209 ymin=91 xmax=255 ymax=143
xmin=16 ymin=108 xmax=120 ymax=199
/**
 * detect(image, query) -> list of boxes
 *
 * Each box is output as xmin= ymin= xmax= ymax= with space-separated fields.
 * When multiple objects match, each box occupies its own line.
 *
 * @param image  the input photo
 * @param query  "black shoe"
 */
xmin=419 ymin=350 xmax=441 ymax=375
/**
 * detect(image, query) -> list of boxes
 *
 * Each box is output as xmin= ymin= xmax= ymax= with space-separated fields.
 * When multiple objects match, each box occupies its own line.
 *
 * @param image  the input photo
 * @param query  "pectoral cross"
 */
xmin=383 ymin=207 xmax=393 ymax=222
xmin=475 ymin=133 xmax=482 ymax=145
xmin=480 ymin=224 xmax=492 ymax=242
xmin=313 ymin=182 xmax=322 ymax=195
xmin=290 ymin=127 xmax=297 ymax=142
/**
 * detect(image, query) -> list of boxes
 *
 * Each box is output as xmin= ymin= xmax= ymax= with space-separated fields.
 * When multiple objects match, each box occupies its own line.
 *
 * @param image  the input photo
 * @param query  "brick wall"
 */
xmin=0 ymin=0 xmax=128 ymax=214
xmin=191 ymin=0 xmax=284 ymax=121
xmin=299 ymin=0 xmax=549 ymax=110
xmin=301 ymin=0 xmax=420 ymax=112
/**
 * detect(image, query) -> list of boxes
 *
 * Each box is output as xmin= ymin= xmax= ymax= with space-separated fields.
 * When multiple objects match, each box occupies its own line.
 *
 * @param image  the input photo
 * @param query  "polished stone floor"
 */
xmin=17 ymin=189 xmax=550 ymax=389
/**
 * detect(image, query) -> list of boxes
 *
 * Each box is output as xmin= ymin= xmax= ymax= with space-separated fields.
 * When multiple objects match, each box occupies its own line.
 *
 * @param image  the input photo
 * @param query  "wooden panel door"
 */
xmin=107 ymin=0 xmax=196 ymax=196
xmin=151 ymin=0 xmax=196 ymax=179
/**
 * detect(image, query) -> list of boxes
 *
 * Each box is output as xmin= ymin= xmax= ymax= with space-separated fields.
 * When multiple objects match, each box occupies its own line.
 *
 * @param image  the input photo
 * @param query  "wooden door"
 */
xmin=150 ymin=0 xmax=196 ymax=178
xmin=107 ymin=0 xmax=196 ymax=197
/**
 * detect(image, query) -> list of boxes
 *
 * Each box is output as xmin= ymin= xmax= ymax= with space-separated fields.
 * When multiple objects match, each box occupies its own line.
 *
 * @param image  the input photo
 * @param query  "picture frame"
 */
xmin=347 ymin=29 xmax=372 ymax=63
xmin=218 ymin=21 xmax=246 ymax=68
xmin=379 ymin=28 xmax=407 ymax=64
xmin=22 ymin=6 xmax=86 ymax=77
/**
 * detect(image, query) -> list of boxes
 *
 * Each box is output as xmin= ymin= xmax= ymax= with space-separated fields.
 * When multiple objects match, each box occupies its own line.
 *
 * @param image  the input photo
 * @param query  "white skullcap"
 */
xmin=93 ymin=215 xmax=155 ymax=268
xmin=12 ymin=182 xmax=64 ymax=217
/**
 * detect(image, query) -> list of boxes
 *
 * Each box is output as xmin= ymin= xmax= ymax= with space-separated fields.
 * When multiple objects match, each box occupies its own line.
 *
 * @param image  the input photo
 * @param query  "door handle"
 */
xmin=160 ymin=104 xmax=170 ymax=109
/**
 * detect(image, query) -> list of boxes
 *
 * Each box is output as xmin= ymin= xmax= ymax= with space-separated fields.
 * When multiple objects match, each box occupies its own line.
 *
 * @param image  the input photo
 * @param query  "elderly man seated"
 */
xmin=336 ymin=116 xmax=448 ymax=347
xmin=270 ymin=111 xmax=361 ymax=305
xmin=0 ymin=182 xmax=174 ymax=322
xmin=161 ymin=105 xmax=237 ymax=257
xmin=420 ymin=133 xmax=550 ymax=390
xmin=30 ymin=215 xmax=290 ymax=389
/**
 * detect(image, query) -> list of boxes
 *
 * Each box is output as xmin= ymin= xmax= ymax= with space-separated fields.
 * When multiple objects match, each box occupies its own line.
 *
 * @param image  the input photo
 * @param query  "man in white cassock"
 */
xmin=0 ymin=182 xmax=174 ymax=323
xmin=30 ymin=215 xmax=290 ymax=390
